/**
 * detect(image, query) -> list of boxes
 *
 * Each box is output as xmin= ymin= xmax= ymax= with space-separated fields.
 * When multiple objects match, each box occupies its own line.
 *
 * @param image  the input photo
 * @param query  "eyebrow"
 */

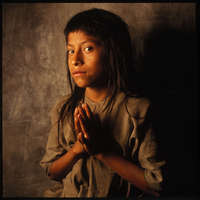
xmin=67 ymin=39 xmax=100 ymax=47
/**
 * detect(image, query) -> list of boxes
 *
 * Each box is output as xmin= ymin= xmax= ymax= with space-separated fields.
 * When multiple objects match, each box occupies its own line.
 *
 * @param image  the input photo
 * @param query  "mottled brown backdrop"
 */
xmin=2 ymin=3 xmax=197 ymax=197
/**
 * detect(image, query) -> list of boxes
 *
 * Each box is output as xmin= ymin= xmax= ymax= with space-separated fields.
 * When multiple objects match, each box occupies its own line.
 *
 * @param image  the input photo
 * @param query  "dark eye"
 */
xmin=84 ymin=46 xmax=93 ymax=52
xmin=67 ymin=49 xmax=74 ymax=55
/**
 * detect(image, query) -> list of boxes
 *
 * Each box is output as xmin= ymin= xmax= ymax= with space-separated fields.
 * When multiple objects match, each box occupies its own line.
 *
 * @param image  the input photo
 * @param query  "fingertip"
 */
xmin=84 ymin=134 xmax=89 ymax=139
xmin=81 ymin=104 xmax=86 ymax=111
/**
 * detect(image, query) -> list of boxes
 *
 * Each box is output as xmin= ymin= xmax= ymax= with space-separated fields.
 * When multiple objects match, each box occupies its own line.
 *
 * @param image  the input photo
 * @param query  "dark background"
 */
xmin=2 ymin=3 xmax=198 ymax=197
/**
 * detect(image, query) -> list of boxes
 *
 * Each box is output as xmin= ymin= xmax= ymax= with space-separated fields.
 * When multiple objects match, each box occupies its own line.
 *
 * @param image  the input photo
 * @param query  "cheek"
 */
xmin=96 ymin=57 xmax=104 ymax=74
xmin=89 ymin=54 xmax=103 ymax=69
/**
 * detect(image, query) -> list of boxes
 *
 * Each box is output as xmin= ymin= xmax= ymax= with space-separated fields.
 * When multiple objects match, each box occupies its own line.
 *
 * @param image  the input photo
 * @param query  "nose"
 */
xmin=72 ymin=49 xmax=83 ymax=67
xmin=72 ymin=60 xmax=82 ymax=66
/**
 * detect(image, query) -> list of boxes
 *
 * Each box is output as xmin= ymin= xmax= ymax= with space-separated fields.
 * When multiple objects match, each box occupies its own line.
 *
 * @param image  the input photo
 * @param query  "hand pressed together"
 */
xmin=73 ymin=103 xmax=104 ymax=155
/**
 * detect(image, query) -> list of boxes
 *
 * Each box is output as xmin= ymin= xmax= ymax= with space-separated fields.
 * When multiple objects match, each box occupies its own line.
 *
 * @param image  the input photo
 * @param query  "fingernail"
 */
xmin=85 ymin=134 xmax=89 ymax=139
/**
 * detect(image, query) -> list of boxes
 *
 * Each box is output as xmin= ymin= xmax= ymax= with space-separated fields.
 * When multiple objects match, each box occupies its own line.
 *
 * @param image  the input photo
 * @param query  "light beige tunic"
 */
xmin=40 ymin=92 xmax=165 ymax=198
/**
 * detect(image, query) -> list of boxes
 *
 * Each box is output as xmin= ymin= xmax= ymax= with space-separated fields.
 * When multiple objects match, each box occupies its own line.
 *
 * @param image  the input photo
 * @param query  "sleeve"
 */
xmin=138 ymin=124 xmax=165 ymax=191
xmin=126 ymin=97 xmax=166 ymax=192
xmin=40 ymin=96 xmax=69 ymax=177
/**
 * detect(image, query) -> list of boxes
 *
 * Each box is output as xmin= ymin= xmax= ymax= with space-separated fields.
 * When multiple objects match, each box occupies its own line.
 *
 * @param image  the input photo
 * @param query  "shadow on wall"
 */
xmin=134 ymin=25 xmax=198 ymax=196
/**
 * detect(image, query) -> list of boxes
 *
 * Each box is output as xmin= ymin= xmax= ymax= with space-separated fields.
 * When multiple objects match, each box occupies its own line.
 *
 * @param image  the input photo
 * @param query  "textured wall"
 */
xmin=3 ymin=3 xmax=197 ymax=197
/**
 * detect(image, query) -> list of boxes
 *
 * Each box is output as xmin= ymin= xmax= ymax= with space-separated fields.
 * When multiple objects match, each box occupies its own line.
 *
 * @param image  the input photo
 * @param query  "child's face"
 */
xmin=67 ymin=30 xmax=104 ymax=89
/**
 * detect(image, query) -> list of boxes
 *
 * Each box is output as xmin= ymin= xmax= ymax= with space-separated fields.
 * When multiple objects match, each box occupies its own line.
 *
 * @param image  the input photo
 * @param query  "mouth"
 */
xmin=72 ymin=71 xmax=86 ymax=77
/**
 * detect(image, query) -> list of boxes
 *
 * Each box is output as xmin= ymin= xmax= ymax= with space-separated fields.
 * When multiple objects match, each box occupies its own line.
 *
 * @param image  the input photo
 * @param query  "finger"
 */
xmin=77 ymin=119 xmax=81 ymax=134
xmin=78 ymin=105 xmax=87 ymax=120
xmin=77 ymin=132 xmax=82 ymax=142
xmin=78 ymin=114 xmax=88 ymax=138
xmin=80 ymin=137 xmax=91 ymax=154
xmin=74 ymin=108 xmax=77 ymax=124
xmin=78 ymin=114 xmax=89 ymax=140
xmin=74 ymin=113 xmax=81 ymax=135
xmin=77 ymin=133 xmax=89 ymax=154
xmin=82 ymin=103 xmax=92 ymax=119
xmin=77 ymin=132 xmax=84 ymax=144
xmin=74 ymin=107 xmax=79 ymax=117
xmin=77 ymin=132 xmax=90 ymax=152
xmin=74 ymin=116 xmax=79 ymax=134
xmin=76 ymin=116 xmax=81 ymax=134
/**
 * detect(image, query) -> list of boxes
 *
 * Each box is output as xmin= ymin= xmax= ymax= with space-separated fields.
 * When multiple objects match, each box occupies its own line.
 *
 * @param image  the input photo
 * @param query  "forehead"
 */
xmin=67 ymin=30 xmax=101 ymax=45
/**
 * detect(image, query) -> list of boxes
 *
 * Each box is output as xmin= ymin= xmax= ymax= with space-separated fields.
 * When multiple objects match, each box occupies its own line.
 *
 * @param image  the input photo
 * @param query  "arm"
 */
xmin=40 ymin=99 xmax=88 ymax=181
xmin=77 ymin=103 xmax=163 ymax=197
xmin=48 ymin=140 xmax=84 ymax=181
xmin=95 ymin=152 xmax=159 ymax=197
xmin=48 ymin=109 xmax=88 ymax=181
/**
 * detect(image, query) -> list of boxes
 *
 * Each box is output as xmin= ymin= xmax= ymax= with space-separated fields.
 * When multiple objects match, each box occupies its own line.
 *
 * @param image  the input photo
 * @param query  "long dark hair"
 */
xmin=59 ymin=8 xmax=139 ymax=128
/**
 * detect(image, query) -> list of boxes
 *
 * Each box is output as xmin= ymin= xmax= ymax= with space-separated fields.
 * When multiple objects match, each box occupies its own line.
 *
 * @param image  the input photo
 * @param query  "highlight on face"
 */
xmin=64 ymin=8 xmax=135 ymax=94
xmin=67 ymin=30 xmax=105 ymax=89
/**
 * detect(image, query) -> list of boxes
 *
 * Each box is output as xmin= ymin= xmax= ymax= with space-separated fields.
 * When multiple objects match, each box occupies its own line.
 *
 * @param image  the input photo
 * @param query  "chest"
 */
xmin=102 ymin=107 xmax=134 ymax=155
xmin=62 ymin=104 xmax=135 ymax=155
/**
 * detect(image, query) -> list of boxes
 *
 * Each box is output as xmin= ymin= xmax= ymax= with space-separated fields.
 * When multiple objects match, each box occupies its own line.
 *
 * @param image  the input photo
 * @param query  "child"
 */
xmin=40 ymin=8 xmax=165 ymax=198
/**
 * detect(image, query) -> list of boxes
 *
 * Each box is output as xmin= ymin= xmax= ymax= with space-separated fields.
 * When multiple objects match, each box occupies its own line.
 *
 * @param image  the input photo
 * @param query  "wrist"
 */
xmin=71 ymin=144 xmax=82 ymax=158
xmin=71 ymin=141 xmax=87 ymax=159
xmin=70 ymin=147 xmax=79 ymax=159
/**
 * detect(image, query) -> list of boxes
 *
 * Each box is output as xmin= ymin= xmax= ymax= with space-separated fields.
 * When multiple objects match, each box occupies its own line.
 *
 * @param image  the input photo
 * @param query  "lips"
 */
xmin=72 ymin=71 xmax=86 ymax=77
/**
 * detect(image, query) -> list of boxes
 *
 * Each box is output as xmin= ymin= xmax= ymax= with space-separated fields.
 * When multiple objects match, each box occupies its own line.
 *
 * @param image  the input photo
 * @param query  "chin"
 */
xmin=76 ymin=84 xmax=87 ymax=88
xmin=74 ymin=80 xmax=90 ymax=88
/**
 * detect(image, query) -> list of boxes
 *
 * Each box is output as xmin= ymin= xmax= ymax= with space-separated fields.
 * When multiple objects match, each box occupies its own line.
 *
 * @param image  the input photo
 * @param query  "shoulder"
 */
xmin=50 ymin=94 xmax=70 ymax=122
xmin=53 ymin=95 xmax=70 ymax=112
xmin=124 ymin=95 xmax=151 ymax=119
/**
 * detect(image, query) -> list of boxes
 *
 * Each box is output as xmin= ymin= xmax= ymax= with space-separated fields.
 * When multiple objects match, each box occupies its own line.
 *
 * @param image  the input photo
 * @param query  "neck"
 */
xmin=85 ymin=87 xmax=109 ymax=103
